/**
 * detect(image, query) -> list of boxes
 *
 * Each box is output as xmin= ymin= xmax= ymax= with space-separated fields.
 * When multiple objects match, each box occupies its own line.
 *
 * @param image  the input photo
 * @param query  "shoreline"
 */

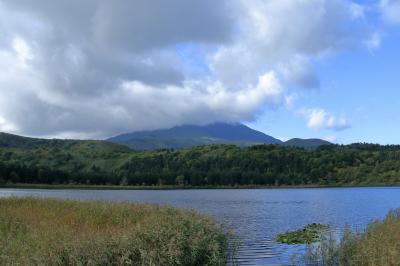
xmin=1 ymin=183 xmax=400 ymax=190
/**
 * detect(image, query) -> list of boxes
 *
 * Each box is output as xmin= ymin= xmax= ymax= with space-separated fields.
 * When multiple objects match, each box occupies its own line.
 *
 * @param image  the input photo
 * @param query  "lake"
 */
xmin=1 ymin=187 xmax=400 ymax=265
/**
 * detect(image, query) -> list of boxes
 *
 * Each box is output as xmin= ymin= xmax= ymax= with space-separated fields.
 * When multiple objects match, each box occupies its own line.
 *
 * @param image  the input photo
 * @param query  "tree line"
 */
xmin=1 ymin=143 xmax=400 ymax=186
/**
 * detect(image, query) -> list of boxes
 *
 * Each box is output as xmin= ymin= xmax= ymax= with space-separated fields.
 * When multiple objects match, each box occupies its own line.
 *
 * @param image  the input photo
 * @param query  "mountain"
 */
xmin=283 ymin=138 xmax=332 ymax=149
xmin=0 ymin=132 xmax=75 ymax=149
xmin=108 ymin=123 xmax=282 ymax=150
xmin=0 ymin=132 xmax=129 ymax=152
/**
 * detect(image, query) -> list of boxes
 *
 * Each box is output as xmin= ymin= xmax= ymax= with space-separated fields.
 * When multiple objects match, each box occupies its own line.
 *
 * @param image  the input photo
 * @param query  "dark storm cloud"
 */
xmin=1 ymin=0 xmax=233 ymax=93
xmin=3 ymin=0 xmax=233 ymax=52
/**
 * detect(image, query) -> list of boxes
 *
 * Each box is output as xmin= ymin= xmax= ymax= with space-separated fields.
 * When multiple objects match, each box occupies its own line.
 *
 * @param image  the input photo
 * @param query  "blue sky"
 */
xmin=249 ymin=27 xmax=400 ymax=144
xmin=0 ymin=0 xmax=399 ymax=143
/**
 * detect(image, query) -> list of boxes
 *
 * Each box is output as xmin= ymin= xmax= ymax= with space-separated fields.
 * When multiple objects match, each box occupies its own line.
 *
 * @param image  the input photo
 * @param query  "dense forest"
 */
xmin=1 ymin=133 xmax=400 ymax=186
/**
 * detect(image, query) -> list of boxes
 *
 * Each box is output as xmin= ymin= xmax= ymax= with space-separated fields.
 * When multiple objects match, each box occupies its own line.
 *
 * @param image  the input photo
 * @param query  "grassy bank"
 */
xmin=305 ymin=209 xmax=400 ymax=265
xmin=0 ymin=197 xmax=227 ymax=265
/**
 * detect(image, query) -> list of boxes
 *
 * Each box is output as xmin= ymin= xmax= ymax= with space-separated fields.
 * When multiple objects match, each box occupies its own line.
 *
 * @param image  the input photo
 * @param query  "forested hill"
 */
xmin=1 ymin=133 xmax=400 ymax=187
xmin=0 ymin=132 xmax=130 ymax=151
xmin=283 ymin=138 xmax=332 ymax=149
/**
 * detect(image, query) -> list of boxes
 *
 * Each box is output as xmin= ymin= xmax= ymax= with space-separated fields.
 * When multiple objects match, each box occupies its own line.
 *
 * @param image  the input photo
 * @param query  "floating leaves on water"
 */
xmin=274 ymin=223 xmax=330 ymax=244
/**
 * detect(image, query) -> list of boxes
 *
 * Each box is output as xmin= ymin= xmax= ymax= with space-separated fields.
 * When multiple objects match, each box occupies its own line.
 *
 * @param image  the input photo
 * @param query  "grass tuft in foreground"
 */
xmin=305 ymin=209 xmax=400 ymax=266
xmin=0 ymin=197 xmax=227 ymax=265
xmin=274 ymin=223 xmax=330 ymax=244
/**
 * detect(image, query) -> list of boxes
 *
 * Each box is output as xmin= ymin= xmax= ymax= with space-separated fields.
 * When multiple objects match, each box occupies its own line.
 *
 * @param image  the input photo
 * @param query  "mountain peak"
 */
xmin=108 ymin=122 xmax=282 ymax=150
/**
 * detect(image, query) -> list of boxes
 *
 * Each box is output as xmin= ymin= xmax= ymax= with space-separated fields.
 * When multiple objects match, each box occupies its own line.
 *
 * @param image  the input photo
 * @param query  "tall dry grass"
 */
xmin=305 ymin=209 xmax=400 ymax=266
xmin=0 ymin=197 xmax=227 ymax=265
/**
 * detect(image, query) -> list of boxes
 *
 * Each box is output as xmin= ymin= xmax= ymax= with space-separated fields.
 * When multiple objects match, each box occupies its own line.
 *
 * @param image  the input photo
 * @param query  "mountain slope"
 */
xmin=108 ymin=123 xmax=282 ymax=150
xmin=283 ymin=138 xmax=332 ymax=149
xmin=0 ymin=132 xmax=130 ymax=153
xmin=0 ymin=132 xmax=63 ymax=149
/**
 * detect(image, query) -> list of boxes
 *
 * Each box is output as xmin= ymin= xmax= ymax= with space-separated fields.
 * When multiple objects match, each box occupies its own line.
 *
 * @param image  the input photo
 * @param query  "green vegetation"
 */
xmin=2 ymin=132 xmax=400 ymax=187
xmin=283 ymin=138 xmax=332 ymax=149
xmin=305 ymin=210 xmax=400 ymax=265
xmin=275 ymin=223 xmax=330 ymax=244
xmin=0 ymin=197 xmax=227 ymax=265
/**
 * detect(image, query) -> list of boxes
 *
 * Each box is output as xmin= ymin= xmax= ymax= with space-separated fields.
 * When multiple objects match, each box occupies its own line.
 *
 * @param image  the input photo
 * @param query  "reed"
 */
xmin=305 ymin=209 xmax=400 ymax=266
xmin=0 ymin=197 xmax=227 ymax=265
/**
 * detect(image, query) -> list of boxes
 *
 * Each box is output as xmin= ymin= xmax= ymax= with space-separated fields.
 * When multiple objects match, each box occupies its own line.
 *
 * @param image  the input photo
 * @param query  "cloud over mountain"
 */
xmin=0 ymin=0 xmax=378 ymax=138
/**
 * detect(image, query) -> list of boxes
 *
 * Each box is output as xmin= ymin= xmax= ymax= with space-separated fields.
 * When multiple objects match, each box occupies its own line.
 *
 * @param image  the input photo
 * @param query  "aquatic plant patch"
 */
xmin=275 ymin=223 xmax=330 ymax=244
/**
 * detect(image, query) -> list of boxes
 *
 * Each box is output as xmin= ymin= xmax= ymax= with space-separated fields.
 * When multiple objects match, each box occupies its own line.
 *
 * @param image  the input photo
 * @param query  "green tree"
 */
xmin=175 ymin=175 xmax=185 ymax=186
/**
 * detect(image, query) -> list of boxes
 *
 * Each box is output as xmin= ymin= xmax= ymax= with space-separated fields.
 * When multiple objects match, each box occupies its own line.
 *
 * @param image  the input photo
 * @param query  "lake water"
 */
xmin=1 ymin=187 xmax=400 ymax=265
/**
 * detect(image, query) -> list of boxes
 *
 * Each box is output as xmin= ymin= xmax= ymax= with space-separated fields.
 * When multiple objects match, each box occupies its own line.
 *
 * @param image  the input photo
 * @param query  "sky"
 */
xmin=0 ymin=0 xmax=399 ymax=144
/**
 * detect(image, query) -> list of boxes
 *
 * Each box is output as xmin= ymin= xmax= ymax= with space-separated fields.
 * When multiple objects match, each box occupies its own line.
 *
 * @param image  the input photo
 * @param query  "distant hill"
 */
xmin=283 ymin=138 xmax=332 ymax=149
xmin=108 ymin=123 xmax=282 ymax=150
xmin=0 ymin=132 xmax=129 ymax=152
xmin=0 ymin=132 xmax=74 ymax=149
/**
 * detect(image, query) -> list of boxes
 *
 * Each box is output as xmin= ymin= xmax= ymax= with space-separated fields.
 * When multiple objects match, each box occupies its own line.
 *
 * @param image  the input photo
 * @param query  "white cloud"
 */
xmin=0 ymin=116 xmax=16 ymax=132
xmin=0 ymin=37 xmax=284 ymax=137
xmin=302 ymin=108 xmax=351 ymax=131
xmin=380 ymin=0 xmax=400 ymax=24
xmin=366 ymin=32 xmax=382 ymax=50
xmin=118 ymin=71 xmax=283 ymax=131
xmin=12 ymin=37 xmax=33 ymax=65
xmin=279 ymin=56 xmax=320 ymax=89
xmin=350 ymin=3 xmax=366 ymax=19
xmin=323 ymin=136 xmax=338 ymax=143
xmin=0 ymin=0 xmax=375 ymax=138
xmin=211 ymin=0 xmax=369 ymax=89
xmin=284 ymin=94 xmax=298 ymax=109
xmin=278 ymin=136 xmax=291 ymax=142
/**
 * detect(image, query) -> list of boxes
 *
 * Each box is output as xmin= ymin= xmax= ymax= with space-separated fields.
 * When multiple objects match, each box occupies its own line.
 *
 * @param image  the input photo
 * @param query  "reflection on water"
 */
xmin=1 ymin=187 xmax=400 ymax=265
